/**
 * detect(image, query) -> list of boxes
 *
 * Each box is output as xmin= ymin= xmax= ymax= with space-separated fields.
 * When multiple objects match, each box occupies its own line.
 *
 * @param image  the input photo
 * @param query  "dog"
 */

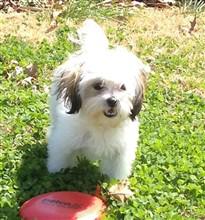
xmin=47 ymin=19 xmax=150 ymax=179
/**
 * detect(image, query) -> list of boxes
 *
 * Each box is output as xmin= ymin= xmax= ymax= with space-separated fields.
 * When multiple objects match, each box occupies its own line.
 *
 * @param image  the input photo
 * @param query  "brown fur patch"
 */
xmin=57 ymin=70 xmax=82 ymax=114
xmin=130 ymin=73 xmax=147 ymax=120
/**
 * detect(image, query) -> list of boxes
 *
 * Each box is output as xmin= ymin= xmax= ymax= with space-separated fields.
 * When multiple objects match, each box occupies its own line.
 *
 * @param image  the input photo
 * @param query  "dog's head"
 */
xmin=56 ymin=47 xmax=150 ymax=126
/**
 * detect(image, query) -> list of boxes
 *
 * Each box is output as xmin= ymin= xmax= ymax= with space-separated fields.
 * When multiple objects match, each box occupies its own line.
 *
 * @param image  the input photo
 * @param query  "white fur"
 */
xmin=47 ymin=19 xmax=149 ymax=179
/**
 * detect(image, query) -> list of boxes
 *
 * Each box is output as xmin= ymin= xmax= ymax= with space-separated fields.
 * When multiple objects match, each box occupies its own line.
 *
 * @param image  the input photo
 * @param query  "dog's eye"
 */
xmin=120 ymin=84 xmax=126 ymax=91
xmin=93 ymin=82 xmax=104 ymax=90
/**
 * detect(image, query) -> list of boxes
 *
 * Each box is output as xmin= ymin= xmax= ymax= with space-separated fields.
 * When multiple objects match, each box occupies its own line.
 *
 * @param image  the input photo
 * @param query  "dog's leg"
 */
xmin=47 ymin=127 xmax=76 ymax=173
xmin=100 ymin=154 xmax=135 ymax=180
xmin=47 ymin=154 xmax=68 ymax=173
xmin=47 ymin=151 xmax=76 ymax=173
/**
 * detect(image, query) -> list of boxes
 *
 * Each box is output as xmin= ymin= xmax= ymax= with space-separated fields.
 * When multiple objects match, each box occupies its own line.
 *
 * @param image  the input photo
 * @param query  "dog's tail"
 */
xmin=77 ymin=19 xmax=109 ymax=52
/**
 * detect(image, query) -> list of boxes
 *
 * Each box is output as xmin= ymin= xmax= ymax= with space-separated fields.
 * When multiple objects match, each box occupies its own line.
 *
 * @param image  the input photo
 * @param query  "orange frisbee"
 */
xmin=19 ymin=191 xmax=106 ymax=220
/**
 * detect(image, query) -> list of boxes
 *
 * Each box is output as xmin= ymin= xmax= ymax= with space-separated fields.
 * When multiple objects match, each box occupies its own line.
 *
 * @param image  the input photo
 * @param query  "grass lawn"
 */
xmin=0 ymin=3 xmax=205 ymax=219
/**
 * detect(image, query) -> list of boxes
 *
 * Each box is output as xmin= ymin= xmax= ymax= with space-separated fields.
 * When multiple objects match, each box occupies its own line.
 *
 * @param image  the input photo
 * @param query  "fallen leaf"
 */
xmin=43 ymin=85 xmax=50 ymax=94
xmin=10 ymin=60 xmax=19 ymax=65
xmin=20 ymin=76 xmax=34 ymax=86
xmin=144 ymin=0 xmax=175 ymax=8
xmin=25 ymin=63 xmax=38 ymax=78
xmin=15 ymin=66 xmax=24 ymax=75
xmin=67 ymin=33 xmax=81 ymax=45
xmin=46 ymin=6 xmax=63 ymax=33
xmin=189 ymin=15 xmax=197 ymax=34
xmin=95 ymin=184 xmax=107 ymax=204
xmin=108 ymin=180 xmax=133 ymax=202
xmin=131 ymin=1 xmax=146 ymax=7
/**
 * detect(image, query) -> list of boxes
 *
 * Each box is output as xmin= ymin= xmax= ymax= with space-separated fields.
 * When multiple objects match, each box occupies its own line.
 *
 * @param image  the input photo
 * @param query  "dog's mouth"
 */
xmin=104 ymin=108 xmax=117 ymax=118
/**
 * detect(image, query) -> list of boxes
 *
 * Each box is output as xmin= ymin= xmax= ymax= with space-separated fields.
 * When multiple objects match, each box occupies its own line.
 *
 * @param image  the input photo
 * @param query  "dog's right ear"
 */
xmin=56 ymin=69 xmax=82 ymax=114
xmin=130 ymin=62 xmax=150 ymax=120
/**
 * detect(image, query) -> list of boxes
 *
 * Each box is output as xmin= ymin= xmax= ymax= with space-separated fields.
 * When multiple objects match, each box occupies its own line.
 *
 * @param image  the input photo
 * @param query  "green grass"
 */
xmin=1 ymin=4 xmax=205 ymax=220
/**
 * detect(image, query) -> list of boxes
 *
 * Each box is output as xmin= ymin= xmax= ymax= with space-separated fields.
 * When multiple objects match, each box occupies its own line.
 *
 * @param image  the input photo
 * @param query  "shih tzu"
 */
xmin=47 ymin=19 xmax=150 ymax=179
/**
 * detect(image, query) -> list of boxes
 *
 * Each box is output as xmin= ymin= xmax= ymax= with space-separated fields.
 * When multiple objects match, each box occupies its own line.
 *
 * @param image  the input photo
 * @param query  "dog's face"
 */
xmin=57 ymin=48 xmax=149 ymax=126
xmin=79 ymin=77 xmax=133 ymax=122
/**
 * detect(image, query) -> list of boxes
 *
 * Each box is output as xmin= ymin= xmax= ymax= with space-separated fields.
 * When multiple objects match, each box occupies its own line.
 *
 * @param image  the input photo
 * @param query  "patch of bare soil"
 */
xmin=125 ymin=8 xmax=205 ymax=45
xmin=0 ymin=11 xmax=57 ymax=43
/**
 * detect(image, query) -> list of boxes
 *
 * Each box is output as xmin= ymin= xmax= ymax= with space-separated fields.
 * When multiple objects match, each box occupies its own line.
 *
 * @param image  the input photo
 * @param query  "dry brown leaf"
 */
xmin=144 ymin=0 xmax=175 ymax=8
xmin=97 ymin=0 xmax=146 ymax=7
xmin=46 ymin=9 xmax=62 ymax=33
xmin=108 ymin=180 xmax=133 ymax=202
xmin=46 ymin=20 xmax=58 ymax=33
xmin=131 ymin=1 xmax=146 ymax=7
xmin=20 ymin=76 xmax=34 ymax=86
xmin=10 ymin=60 xmax=19 ymax=65
xmin=67 ymin=34 xmax=81 ymax=45
xmin=43 ymin=85 xmax=50 ymax=94
xmin=25 ymin=64 xmax=38 ymax=78
xmin=189 ymin=15 xmax=197 ymax=34
xmin=15 ymin=66 xmax=24 ymax=75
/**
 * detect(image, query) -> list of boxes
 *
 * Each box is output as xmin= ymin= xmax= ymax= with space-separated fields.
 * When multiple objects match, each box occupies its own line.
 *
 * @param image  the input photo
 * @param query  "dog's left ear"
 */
xmin=56 ymin=69 xmax=82 ymax=114
xmin=130 ymin=63 xmax=150 ymax=120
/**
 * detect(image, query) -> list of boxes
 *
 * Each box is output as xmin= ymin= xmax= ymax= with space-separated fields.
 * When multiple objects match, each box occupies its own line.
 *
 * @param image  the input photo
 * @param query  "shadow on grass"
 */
xmin=14 ymin=142 xmax=107 ymax=219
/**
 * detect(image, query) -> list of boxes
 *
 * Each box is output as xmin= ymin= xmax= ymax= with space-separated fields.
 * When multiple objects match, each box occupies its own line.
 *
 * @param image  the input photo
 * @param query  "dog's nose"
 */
xmin=106 ymin=96 xmax=118 ymax=107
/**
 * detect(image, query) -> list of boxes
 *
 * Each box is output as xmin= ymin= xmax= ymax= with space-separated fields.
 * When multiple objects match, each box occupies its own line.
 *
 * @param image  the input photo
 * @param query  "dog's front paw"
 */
xmin=47 ymin=156 xmax=67 ymax=173
xmin=47 ymin=161 xmax=61 ymax=173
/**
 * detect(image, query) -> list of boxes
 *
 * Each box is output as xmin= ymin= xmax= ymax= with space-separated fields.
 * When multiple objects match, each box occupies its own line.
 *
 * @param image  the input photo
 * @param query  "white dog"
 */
xmin=47 ymin=19 xmax=150 ymax=179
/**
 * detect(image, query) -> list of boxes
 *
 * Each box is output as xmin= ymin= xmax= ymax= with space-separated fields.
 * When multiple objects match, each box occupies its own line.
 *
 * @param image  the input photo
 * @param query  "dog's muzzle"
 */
xmin=104 ymin=108 xmax=118 ymax=118
xmin=104 ymin=96 xmax=118 ymax=118
xmin=106 ymin=96 xmax=118 ymax=108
